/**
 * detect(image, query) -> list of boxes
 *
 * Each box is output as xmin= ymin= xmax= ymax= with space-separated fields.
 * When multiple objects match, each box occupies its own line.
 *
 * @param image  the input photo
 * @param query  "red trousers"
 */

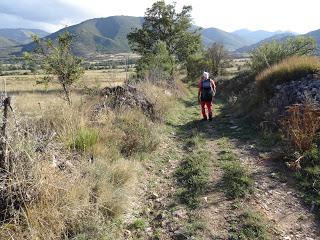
xmin=200 ymin=101 xmax=212 ymax=119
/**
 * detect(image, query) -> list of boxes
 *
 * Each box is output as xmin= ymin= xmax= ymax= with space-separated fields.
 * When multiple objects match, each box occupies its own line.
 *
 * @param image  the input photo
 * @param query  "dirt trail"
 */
xmin=126 ymin=94 xmax=320 ymax=240
xmin=197 ymin=115 xmax=320 ymax=240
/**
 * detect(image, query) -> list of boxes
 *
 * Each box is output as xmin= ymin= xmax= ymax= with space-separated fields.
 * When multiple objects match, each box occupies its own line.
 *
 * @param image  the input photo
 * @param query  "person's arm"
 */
xmin=211 ymin=79 xmax=216 ymax=92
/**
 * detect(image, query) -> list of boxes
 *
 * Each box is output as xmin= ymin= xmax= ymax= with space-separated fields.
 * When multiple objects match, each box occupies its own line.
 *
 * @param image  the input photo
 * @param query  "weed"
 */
xmin=130 ymin=218 xmax=147 ymax=230
xmin=176 ymin=150 xmax=210 ymax=209
xmin=219 ymin=151 xmax=253 ymax=199
xmin=72 ymin=128 xmax=99 ymax=152
xmin=229 ymin=210 xmax=269 ymax=240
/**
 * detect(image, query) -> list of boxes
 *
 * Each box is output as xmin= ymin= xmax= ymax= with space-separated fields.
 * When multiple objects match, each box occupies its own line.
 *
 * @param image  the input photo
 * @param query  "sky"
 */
xmin=0 ymin=0 xmax=319 ymax=34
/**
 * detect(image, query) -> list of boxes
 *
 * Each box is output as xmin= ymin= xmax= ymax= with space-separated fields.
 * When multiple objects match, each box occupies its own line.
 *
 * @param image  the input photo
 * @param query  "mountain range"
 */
xmin=0 ymin=16 xmax=319 ymax=58
xmin=0 ymin=29 xmax=48 ymax=48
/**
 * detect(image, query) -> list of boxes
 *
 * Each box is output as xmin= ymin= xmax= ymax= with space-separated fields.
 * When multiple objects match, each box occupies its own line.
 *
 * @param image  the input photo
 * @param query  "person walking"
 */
xmin=198 ymin=72 xmax=216 ymax=121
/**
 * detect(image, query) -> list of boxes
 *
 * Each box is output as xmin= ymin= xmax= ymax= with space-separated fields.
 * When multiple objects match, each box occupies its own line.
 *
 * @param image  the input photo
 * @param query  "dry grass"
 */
xmin=280 ymin=102 xmax=320 ymax=152
xmin=256 ymin=56 xmax=320 ymax=94
xmin=0 ymin=72 xmax=173 ymax=239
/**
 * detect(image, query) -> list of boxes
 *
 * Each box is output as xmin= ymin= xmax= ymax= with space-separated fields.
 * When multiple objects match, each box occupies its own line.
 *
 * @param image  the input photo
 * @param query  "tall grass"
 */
xmin=0 ymin=81 xmax=172 ymax=239
xmin=256 ymin=56 xmax=320 ymax=94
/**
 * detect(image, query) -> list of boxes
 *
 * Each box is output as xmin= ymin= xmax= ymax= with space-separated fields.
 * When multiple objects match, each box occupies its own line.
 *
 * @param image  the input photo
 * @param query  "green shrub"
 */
xmin=250 ymin=36 xmax=316 ymax=74
xmin=256 ymin=56 xmax=320 ymax=94
xmin=176 ymin=150 xmax=210 ymax=208
xmin=130 ymin=218 xmax=147 ymax=230
xmin=229 ymin=210 xmax=269 ymax=240
xmin=221 ymin=161 xmax=253 ymax=199
xmin=72 ymin=128 xmax=99 ymax=152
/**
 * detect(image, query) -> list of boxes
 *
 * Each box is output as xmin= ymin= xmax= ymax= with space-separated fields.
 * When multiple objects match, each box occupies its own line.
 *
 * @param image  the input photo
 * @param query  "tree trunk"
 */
xmin=62 ymin=84 xmax=72 ymax=105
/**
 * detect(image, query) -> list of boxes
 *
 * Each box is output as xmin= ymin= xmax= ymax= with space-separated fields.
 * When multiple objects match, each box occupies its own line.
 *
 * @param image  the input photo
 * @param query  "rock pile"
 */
xmin=100 ymin=84 xmax=156 ymax=119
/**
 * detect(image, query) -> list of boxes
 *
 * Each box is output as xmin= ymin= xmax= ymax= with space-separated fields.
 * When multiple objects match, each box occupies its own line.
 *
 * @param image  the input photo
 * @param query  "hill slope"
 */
xmin=0 ymin=28 xmax=48 ymax=47
xmin=305 ymin=29 xmax=320 ymax=47
xmin=201 ymin=28 xmax=248 ymax=50
xmin=22 ymin=16 xmax=144 ymax=56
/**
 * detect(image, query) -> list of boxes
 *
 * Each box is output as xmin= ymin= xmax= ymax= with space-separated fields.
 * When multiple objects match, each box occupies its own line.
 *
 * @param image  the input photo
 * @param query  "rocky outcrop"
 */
xmin=266 ymin=75 xmax=320 ymax=120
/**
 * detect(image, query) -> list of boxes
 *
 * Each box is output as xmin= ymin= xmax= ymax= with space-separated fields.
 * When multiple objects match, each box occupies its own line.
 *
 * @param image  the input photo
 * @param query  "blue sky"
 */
xmin=0 ymin=0 xmax=319 ymax=34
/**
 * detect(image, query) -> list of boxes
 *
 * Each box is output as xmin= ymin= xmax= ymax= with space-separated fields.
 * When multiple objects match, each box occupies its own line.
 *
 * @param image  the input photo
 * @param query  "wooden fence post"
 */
xmin=0 ymin=97 xmax=11 ymax=170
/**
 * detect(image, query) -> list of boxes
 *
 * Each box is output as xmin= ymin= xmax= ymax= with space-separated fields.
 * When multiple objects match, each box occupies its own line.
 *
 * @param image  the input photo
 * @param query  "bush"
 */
xmin=250 ymin=36 xmax=316 ymax=74
xmin=256 ymin=56 xmax=320 ymax=94
xmin=280 ymin=102 xmax=320 ymax=152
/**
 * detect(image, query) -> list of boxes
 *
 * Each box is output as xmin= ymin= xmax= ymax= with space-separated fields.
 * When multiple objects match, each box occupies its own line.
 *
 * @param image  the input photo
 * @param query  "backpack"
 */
xmin=201 ymin=79 xmax=215 ymax=101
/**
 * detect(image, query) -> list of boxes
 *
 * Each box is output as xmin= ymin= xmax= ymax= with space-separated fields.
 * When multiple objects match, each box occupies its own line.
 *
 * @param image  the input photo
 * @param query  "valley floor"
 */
xmin=126 ymin=86 xmax=320 ymax=240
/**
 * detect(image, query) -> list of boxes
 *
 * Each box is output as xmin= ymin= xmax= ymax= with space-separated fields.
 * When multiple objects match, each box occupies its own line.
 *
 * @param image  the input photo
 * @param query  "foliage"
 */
xmin=128 ymin=0 xmax=201 ymax=79
xmin=229 ymin=210 xmax=269 ymax=240
xmin=280 ymin=102 xmax=320 ymax=152
xmin=186 ymin=43 xmax=229 ymax=80
xmin=27 ymin=31 xmax=84 ymax=104
xmin=72 ymin=128 xmax=99 ymax=152
xmin=206 ymin=42 xmax=230 ymax=76
xmin=136 ymin=41 xmax=175 ymax=81
xmin=250 ymin=36 xmax=317 ymax=74
xmin=0 ymin=62 xmax=3 ymax=75
xmin=130 ymin=218 xmax=147 ymax=230
xmin=256 ymin=56 xmax=320 ymax=94
xmin=176 ymin=149 xmax=210 ymax=208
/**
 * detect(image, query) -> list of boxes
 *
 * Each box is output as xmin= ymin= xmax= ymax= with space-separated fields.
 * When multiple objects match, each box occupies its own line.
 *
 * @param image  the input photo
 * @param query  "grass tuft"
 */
xmin=256 ymin=56 xmax=320 ymax=94
xmin=72 ymin=128 xmax=99 ymax=152
xmin=219 ymin=151 xmax=253 ymax=200
xmin=176 ymin=150 xmax=210 ymax=209
xmin=229 ymin=210 xmax=269 ymax=240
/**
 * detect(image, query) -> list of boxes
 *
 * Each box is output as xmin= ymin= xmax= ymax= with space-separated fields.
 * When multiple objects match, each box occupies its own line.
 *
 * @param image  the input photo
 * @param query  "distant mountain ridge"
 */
xmin=21 ymin=16 xmax=296 ymax=55
xmin=236 ymin=29 xmax=320 ymax=53
xmin=1 ymin=16 xmax=319 ymax=58
xmin=236 ymin=32 xmax=296 ymax=53
xmin=232 ymin=29 xmax=296 ymax=45
xmin=22 ymin=16 xmax=144 ymax=56
xmin=0 ymin=28 xmax=49 ymax=48
xmin=201 ymin=28 xmax=248 ymax=50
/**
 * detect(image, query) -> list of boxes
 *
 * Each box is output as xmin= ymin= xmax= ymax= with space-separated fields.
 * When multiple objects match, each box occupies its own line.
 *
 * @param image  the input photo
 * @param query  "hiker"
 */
xmin=198 ymin=72 xmax=216 ymax=121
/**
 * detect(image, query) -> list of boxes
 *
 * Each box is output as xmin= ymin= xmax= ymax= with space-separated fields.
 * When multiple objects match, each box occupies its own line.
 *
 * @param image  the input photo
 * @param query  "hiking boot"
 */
xmin=208 ymin=112 xmax=213 ymax=121
xmin=201 ymin=117 xmax=207 ymax=121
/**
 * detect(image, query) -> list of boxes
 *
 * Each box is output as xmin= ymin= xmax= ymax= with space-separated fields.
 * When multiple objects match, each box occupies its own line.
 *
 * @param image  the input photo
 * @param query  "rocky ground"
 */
xmin=123 ymin=88 xmax=320 ymax=240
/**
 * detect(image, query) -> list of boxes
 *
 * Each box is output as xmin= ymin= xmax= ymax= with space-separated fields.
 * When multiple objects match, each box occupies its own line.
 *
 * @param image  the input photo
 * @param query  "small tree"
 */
xmin=186 ymin=43 xmax=229 ymax=80
xmin=128 ymin=0 xmax=201 ymax=80
xmin=27 ymin=32 xmax=84 ymax=104
xmin=206 ymin=43 xmax=229 ymax=76
xmin=136 ymin=41 xmax=174 ymax=81
xmin=250 ymin=36 xmax=317 ymax=73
